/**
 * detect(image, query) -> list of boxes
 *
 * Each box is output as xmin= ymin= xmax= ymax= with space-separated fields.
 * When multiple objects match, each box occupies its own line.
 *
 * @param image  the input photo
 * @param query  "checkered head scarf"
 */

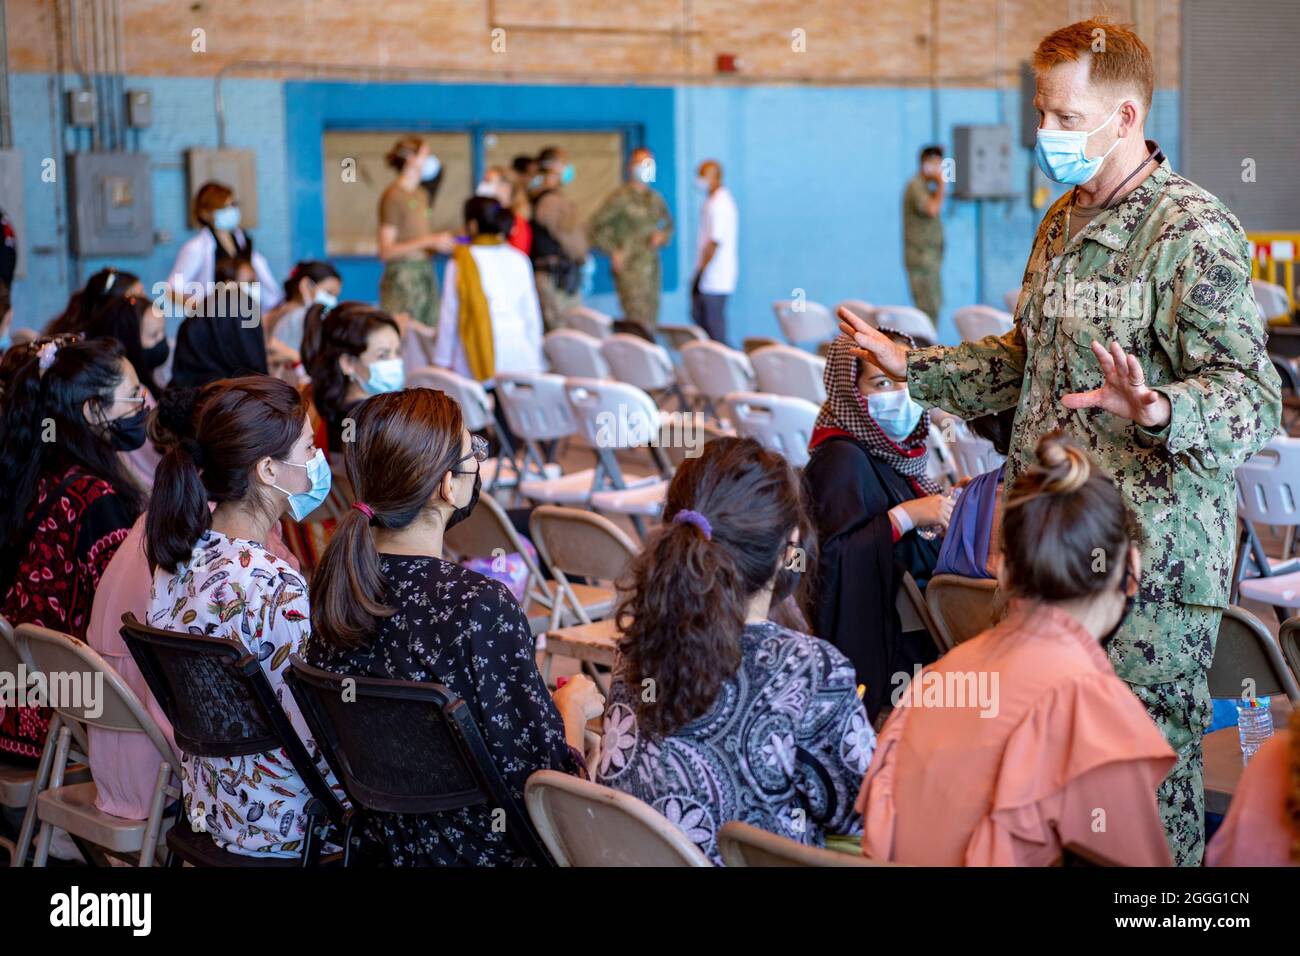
xmin=815 ymin=333 xmax=941 ymax=495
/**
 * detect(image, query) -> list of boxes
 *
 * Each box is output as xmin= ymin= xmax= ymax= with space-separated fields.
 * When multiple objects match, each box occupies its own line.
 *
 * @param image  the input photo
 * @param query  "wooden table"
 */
xmin=541 ymin=618 xmax=620 ymax=670
xmin=1203 ymin=697 xmax=1291 ymax=815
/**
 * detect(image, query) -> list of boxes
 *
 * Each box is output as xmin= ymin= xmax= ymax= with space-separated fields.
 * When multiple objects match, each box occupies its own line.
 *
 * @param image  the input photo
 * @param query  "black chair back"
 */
xmin=285 ymin=654 xmax=552 ymax=865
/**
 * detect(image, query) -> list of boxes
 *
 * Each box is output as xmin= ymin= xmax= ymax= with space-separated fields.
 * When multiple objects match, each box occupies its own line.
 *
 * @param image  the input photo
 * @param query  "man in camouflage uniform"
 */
xmin=903 ymin=145 xmax=946 ymax=324
xmin=840 ymin=20 xmax=1281 ymax=866
xmin=588 ymin=147 xmax=674 ymax=333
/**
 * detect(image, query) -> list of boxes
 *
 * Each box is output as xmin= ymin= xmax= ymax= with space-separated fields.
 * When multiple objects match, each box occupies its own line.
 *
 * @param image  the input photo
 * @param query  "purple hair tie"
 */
xmin=672 ymin=509 xmax=712 ymax=540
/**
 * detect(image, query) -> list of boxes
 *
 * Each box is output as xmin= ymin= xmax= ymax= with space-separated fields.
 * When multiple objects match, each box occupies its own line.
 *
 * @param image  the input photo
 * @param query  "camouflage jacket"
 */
xmin=908 ymin=152 xmax=1281 ymax=613
xmin=903 ymin=173 xmax=943 ymax=269
xmin=588 ymin=184 xmax=673 ymax=267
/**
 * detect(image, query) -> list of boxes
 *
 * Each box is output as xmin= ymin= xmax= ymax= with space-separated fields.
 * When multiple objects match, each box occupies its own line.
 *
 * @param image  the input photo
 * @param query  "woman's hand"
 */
xmin=553 ymin=674 xmax=606 ymax=751
xmin=426 ymin=231 xmax=457 ymax=255
xmin=903 ymin=494 xmax=951 ymax=532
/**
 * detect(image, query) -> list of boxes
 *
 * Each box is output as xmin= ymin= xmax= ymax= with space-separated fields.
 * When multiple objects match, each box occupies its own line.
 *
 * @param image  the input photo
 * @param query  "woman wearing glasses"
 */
xmin=0 ymin=336 xmax=147 ymax=760
xmin=305 ymin=387 xmax=603 ymax=866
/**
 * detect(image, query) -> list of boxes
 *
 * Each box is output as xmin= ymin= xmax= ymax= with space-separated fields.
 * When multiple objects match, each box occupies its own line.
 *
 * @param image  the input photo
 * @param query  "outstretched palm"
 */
xmin=1061 ymin=340 xmax=1171 ymax=429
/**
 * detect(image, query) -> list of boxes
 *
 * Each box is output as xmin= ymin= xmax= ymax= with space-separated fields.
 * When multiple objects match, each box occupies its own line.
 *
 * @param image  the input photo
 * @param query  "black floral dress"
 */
xmin=303 ymin=554 xmax=580 ymax=866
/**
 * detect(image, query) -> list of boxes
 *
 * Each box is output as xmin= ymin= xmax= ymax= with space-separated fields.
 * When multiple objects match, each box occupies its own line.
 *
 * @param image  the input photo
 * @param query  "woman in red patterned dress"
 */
xmin=0 ymin=336 xmax=146 ymax=760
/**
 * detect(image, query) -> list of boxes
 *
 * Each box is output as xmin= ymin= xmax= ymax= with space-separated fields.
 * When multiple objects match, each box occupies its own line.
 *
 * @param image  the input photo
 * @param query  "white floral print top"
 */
xmin=147 ymin=530 xmax=331 ymax=858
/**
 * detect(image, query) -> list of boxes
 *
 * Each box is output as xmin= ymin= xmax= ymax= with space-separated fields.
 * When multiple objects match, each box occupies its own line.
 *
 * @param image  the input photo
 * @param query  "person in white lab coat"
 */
xmin=434 ymin=197 xmax=544 ymax=382
xmin=167 ymin=181 xmax=282 ymax=314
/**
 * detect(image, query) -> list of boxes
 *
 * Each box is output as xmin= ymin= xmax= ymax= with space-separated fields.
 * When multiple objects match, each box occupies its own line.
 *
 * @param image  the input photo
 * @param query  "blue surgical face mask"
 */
xmin=272 ymin=448 xmax=332 ymax=522
xmin=212 ymin=205 xmax=241 ymax=231
xmin=867 ymin=387 xmax=925 ymax=442
xmin=420 ymin=154 xmax=442 ymax=182
xmin=313 ymin=289 xmax=338 ymax=310
xmin=1034 ymin=102 xmax=1123 ymax=186
xmin=359 ymin=357 xmax=404 ymax=395
xmin=561 ymin=163 xmax=575 ymax=185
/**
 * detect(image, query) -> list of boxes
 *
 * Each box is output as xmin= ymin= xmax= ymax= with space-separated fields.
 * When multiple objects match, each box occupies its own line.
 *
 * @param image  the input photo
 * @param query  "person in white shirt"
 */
xmin=691 ymin=160 xmax=739 ymax=343
xmin=167 ymin=181 xmax=282 ymax=315
xmin=434 ymin=197 xmax=544 ymax=382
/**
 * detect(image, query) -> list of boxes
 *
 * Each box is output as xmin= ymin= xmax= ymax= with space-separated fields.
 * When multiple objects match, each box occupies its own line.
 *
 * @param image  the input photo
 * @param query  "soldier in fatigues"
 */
xmin=588 ymin=148 xmax=674 ymax=333
xmin=840 ymin=19 xmax=1281 ymax=866
xmin=903 ymin=145 xmax=946 ymax=324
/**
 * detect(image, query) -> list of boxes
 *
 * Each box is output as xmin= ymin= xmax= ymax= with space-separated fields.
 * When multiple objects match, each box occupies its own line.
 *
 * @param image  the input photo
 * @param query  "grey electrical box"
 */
xmin=186 ymin=149 xmax=258 ymax=228
xmin=1020 ymin=62 xmax=1039 ymax=148
xmin=67 ymin=153 xmax=154 ymax=256
xmin=952 ymin=124 xmax=1016 ymax=199
xmin=126 ymin=90 xmax=152 ymax=128
xmin=0 ymin=150 xmax=27 ymax=279
xmin=66 ymin=90 xmax=96 ymax=128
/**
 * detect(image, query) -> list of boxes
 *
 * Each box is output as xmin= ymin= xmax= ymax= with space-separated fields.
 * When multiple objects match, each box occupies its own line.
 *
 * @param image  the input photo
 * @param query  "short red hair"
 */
xmin=1033 ymin=17 xmax=1154 ymax=111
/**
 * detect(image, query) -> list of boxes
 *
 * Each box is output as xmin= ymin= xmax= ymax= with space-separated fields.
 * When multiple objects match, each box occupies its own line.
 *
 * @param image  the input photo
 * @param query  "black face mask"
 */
xmin=1100 ymin=563 xmax=1138 ymax=651
xmin=446 ymin=472 xmax=481 ymax=530
xmin=140 ymin=339 xmax=170 ymax=371
xmin=106 ymin=406 xmax=149 ymax=452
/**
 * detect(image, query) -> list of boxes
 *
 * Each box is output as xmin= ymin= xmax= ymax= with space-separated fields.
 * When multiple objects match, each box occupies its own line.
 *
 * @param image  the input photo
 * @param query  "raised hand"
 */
xmin=1061 ymin=340 xmax=1171 ymax=428
xmin=836 ymin=307 xmax=908 ymax=380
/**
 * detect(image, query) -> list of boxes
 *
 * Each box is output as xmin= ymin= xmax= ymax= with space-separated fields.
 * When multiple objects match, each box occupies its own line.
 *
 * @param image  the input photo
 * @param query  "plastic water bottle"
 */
xmin=1236 ymin=697 xmax=1274 ymax=761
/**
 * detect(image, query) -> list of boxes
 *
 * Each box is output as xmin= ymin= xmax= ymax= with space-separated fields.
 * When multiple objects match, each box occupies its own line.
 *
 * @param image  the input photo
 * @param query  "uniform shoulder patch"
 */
xmin=1189 ymin=282 xmax=1219 ymax=308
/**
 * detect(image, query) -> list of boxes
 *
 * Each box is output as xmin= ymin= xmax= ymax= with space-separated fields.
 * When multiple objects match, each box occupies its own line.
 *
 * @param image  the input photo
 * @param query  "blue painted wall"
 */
xmin=6 ymin=73 xmax=1180 ymax=349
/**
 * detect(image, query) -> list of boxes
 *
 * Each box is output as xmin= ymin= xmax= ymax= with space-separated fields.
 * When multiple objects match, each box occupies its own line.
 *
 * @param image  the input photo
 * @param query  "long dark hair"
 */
xmin=615 ymin=437 xmax=816 ymax=737
xmin=310 ymin=388 xmax=465 ymax=650
xmin=145 ymin=375 xmax=306 ymax=573
xmin=0 ymin=336 xmax=144 ymax=591
xmin=45 ymin=267 xmax=140 ymax=335
xmin=84 ymin=295 xmax=162 ymax=398
xmin=282 ymin=260 xmax=340 ymax=305
xmin=305 ymin=302 xmax=399 ymax=448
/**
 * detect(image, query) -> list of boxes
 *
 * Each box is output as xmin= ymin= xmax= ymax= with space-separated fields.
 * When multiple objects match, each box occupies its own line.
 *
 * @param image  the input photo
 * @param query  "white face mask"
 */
xmin=866 ymin=387 xmax=925 ymax=441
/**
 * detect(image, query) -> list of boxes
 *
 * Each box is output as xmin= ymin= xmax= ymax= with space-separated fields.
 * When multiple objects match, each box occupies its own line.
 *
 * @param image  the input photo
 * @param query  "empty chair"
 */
xmin=544 ymin=329 xmax=611 ymax=379
xmin=726 ymin=392 xmax=819 ymax=468
xmin=1207 ymin=606 xmax=1300 ymax=705
xmin=950 ymin=428 xmax=1006 ymax=481
xmin=656 ymin=416 xmax=733 ymax=471
xmin=873 ymin=305 xmax=938 ymax=346
xmin=528 ymin=506 xmax=638 ymax=635
xmin=741 ymin=336 xmax=782 ymax=354
xmin=1253 ymin=279 xmax=1291 ymax=323
xmin=565 ymin=306 xmax=614 ymax=339
xmin=12 ymin=624 xmax=181 ymax=868
xmin=835 ymin=299 xmax=876 ymax=329
xmin=750 ymin=344 xmax=827 ymax=405
xmin=679 ymin=340 xmax=755 ymax=416
xmin=600 ymin=333 xmax=677 ymax=396
xmin=495 ymin=372 xmax=597 ymax=503
xmin=1235 ymin=437 xmax=1300 ymax=615
xmin=925 ymin=574 xmax=1000 ymax=648
xmin=656 ymin=324 xmax=708 ymax=352
xmin=772 ymin=298 xmax=836 ymax=348
xmin=953 ymin=305 xmax=1014 ymax=342
xmin=718 ymin=820 xmax=888 ymax=867
xmin=406 ymin=365 xmax=519 ymax=492
xmin=524 ymin=769 xmax=711 ymax=867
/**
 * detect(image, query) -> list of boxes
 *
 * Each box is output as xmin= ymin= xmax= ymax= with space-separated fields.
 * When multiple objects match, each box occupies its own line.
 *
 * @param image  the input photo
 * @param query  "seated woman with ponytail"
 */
xmin=857 ymin=433 xmax=1175 ymax=866
xmin=145 ymin=375 xmax=337 ymax=858
xmin=266 ymin=259 xmax=341 ymax=354
xmin=304 ymin=387 xmax=603 ymax=867
xmin=0 ymin=336 xmax=146 ymax=761
xmin=595 ymin=437 xmax=874 ymax=866
xmin=304 ymin=302 xmax=404 ymax=454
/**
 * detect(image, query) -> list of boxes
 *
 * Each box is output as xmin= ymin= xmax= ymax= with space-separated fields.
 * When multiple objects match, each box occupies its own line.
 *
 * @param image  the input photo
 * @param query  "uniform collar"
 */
xmin=1071 ymin=140 xmax=1169 ymax=252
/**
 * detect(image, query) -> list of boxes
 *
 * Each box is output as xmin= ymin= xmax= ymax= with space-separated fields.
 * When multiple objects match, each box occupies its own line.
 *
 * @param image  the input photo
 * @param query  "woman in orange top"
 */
xmin=857 ymin=432 xmax=1175 ymax=866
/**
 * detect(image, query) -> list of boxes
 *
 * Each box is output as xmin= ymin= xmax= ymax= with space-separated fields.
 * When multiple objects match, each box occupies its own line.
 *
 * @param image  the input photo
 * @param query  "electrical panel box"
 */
xmin=126 ymin=90 xmax=152 ymax=128
xmin=186 ymin=148 xmax=258 ymax=228
xmin=1020 ymin=61 xmax=1040 ymax=148
xmin=67 ymin=153 xmax=154 ymax=256
xmin=0 ymin=149 xmax=27 ymax=279
xmin=952 ymin=124 xmax=1016 ymax=199
xmin=66 ymin=90 xmax=96 ymax=127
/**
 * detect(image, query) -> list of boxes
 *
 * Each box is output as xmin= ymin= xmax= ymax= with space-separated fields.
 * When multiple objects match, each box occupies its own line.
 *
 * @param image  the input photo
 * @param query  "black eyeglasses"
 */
xmin=450 ymin=434 xmax=489 ymax=475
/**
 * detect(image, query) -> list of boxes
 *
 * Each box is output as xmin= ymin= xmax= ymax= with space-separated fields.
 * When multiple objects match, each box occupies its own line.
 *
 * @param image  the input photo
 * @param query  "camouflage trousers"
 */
xmin=906 ymin=261 xmax=942 ymax=324
xmin=614 ymin=257 xmax=661 ymax=332
xmin=1111 ymin=597 xmax=1219 ymax=867
xmin=536 ymin=270 xmax=581 ymax=333
xmin=380 ymin=258 xmax=438 ymax=328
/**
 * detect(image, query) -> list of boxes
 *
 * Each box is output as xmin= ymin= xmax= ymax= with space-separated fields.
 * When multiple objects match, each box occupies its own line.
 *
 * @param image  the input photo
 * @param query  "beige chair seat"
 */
xmin=36 ymin=781 xmax=168 ymax=855
xmin=543 ymin=618 xmax=620 ymax=670
xmin=0 ymin=761 xmax=89 ymax=810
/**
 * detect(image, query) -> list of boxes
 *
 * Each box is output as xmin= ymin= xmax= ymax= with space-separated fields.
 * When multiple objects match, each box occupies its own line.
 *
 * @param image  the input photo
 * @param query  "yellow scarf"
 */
xmin=453 ymin=235 xmax=502 ymax=381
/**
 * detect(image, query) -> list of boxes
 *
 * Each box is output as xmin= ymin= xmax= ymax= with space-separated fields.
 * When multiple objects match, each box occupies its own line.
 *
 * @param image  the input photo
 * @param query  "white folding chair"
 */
xmin=600 ymin=334 xmax=678 ymax=396
xmin=726 ymin=392 xmax=819 ymax=468
xmin=656 ymin=324 xmax=708 ymax=351
xmin=565 ymin=306 xmax=614 ymax=339
xmin=680 ymin=340 xmax=756 ymax=421
xmin=772 ymin=299 xmax=836 ymax=348
xmin=873 ymin=305 xmax=939 ymax=346
xmin=407 ymin=366 xmax=520 ymax=493
xmin=949 ymin=423 xmax=1006 ymax=481
xmin=953 ymin=305 xmax=1014 ymax=343
xmin=529 ymin=506 xmax=640 ymax=638
xmin=495 ymin=372 xmax=597 ymax=504
xmin=544 ymin=329 xmax=611 ymax=379
xmin=750 ymin=344 xmax=827 ymax=405
xmin=1235 ymin=435 xmax=1300 ymax=614
xmin=1253 ymin=279 xmax=1291 ymax=324
xmin=834 ymin=299 xmax=876 ymax=329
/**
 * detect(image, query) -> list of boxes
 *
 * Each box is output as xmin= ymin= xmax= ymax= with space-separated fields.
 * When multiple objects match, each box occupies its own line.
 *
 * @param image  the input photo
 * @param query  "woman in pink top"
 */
xmin=1207 ymin=710 xmax=1299 ymax=867
xmin=858 ymin=433 xmax=1176 ymax=866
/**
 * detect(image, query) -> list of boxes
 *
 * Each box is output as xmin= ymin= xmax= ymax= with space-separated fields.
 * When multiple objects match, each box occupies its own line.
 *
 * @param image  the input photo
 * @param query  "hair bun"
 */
xmin=1037 ymin=434 xmax=1090 ymax=494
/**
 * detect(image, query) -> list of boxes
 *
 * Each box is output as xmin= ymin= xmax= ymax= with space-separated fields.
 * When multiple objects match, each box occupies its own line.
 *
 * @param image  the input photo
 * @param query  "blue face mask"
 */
xmin=420 ymin=154 xmax=442 ymax=182
xmin=212 ymin=206 xmax=241 ymax=231
xmin=359 ymin=357 xmax=404 ymax=395
xmin=313 ymin=289 xmax=338 ymax=310
xmin=1035 ymin=102 xmax=1123 ymax=186
xmin=867 ymin=387 xmax=925 ymax=442
xmin=272 ymin=449 xmax=332 ymax=522
xmin=0 ymin=333 xmax=11 ymax=351
xmin=561 ymin=163 xmax=575 ymax=185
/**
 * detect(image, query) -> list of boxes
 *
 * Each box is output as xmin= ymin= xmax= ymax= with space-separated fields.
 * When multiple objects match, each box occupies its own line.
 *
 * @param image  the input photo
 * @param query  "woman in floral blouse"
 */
xmin=145 ymin=375 xmax=337 ymax=858
xmin=596 ymin=437 xmax=874 ymax=865
xmin=305 ymin=387 xmax=603 ymax=866
xmin=1 ymin=336 xmax=146 ymax=760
